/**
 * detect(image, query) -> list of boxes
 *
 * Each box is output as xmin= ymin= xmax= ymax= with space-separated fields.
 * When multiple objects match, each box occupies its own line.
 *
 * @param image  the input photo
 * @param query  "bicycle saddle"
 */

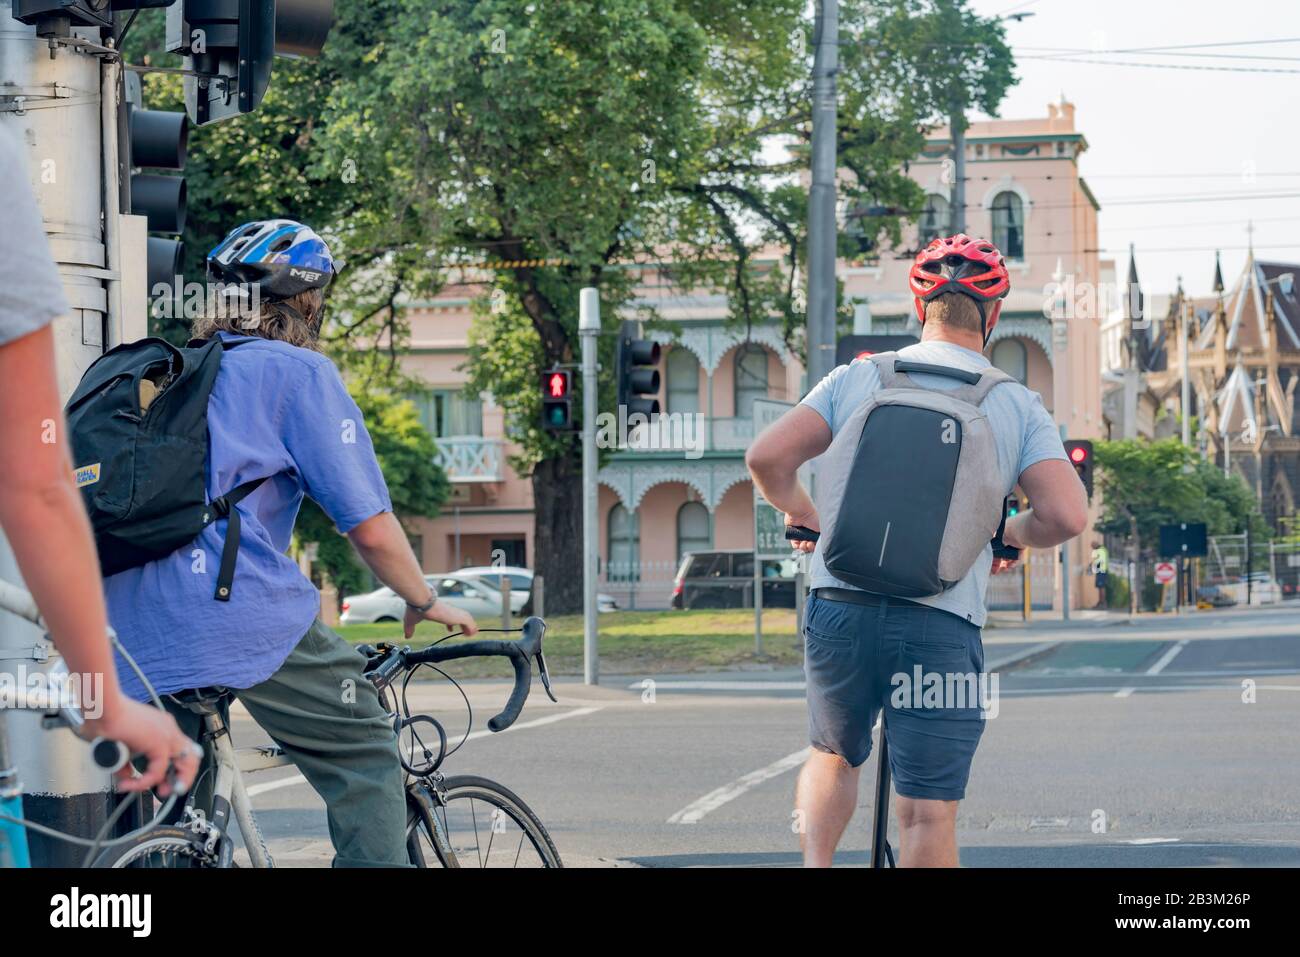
xmin=166 ymin=686 xmax=234 ymax=715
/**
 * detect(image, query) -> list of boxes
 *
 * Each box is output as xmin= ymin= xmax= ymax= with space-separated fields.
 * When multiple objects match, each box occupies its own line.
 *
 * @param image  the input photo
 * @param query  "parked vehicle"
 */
xmin=671 ymin=550 xmax=798 ymax=610
xmin=457 ymin=565 xmax=619 ymax=613
xmin=341 ymin=573 xmax=521 ymax=624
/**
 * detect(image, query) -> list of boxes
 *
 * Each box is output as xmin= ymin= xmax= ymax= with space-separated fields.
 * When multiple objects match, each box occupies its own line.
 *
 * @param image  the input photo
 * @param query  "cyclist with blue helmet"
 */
xmin=105 ymin=218 xmax=476 ymax=867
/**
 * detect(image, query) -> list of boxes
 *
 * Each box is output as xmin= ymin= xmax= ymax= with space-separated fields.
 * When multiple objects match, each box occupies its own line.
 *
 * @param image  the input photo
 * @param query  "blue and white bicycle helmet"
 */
xmin=206 ymin=219 xmax=339 ymax=300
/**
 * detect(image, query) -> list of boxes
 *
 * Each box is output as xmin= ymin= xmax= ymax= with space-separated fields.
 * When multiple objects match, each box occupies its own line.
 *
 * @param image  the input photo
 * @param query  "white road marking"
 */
xmin=627 ymin=680 xmax=806 ymax=692
xmin=245 ymin=706 xmax=602 ymax=798
xmin=667 ymin=747 xmax=812 ymax=825
xmin=1122 ymin=838 xmax=1181 ymax=845
xmin=1146 ymin=639 xmax=1189 ymax=675
xmin=1114 ymin=687 xmax=1136 ymax=698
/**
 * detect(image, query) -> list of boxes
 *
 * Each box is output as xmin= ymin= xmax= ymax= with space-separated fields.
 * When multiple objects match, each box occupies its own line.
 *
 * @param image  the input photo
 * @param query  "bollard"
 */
xmin=533 ymin=575 xmax=545 ymax=620
xmin=499 ymin=574 xmax=511 ymax=630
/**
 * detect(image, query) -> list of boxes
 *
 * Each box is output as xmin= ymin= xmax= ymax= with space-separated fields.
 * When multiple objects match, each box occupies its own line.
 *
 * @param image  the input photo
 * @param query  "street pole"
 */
xmin=0 ymin=5 xmax=122 ymax=865
xmin=1061 ymin=542 xmax=1070 ymax=621
xmin=579 ymin=288 xmax=600 ymax=685
xmin=1180 ymin=301 xmax=1191 ymax=447
xmin=950 ymin=109 xmax=966 ymax=234
xmin=805 ymin=0 xmax=838 ymax=388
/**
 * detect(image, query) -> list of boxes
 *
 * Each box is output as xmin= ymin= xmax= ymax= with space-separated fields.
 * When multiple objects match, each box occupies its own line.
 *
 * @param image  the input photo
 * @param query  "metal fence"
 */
xmin=600 ymin=559 xmax=681 ymax=610
xmin=986 ymin=547 xmax=1057 ymax=611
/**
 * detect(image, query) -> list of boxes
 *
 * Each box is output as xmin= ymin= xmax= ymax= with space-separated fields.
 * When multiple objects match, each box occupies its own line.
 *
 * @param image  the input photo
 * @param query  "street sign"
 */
xmin=751 ymin=398 xmax=795 ymax=438
xmin=1158 ymin=522 xmax=1208 ymax=558
xmin=754 ymin=494 xmax=790 ymax=559
xmin=1154 ymin=561 xmax=1177 ymax=585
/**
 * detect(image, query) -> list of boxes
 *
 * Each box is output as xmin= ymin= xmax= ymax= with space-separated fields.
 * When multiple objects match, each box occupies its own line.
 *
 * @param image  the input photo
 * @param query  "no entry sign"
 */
xmin=1154 ymin=561 xmax=1177 ymax=585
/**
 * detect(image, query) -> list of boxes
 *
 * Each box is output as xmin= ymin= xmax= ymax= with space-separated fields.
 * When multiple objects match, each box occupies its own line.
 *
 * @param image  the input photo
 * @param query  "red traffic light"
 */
xmin=544 ymin=370 xmax=570 ymax=398
xmin=1069 ymin=446 xmax=1088 ymax=464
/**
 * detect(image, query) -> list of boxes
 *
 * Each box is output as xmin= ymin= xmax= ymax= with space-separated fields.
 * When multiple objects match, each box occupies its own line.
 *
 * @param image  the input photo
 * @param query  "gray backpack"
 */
xmin=817 ymin=353 xmax=1014 ymax=598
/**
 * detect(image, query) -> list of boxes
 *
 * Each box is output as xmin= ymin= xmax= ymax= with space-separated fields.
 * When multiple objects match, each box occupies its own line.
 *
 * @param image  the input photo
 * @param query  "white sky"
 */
xmin=969 ymin=0 xmax=1300 ymax=296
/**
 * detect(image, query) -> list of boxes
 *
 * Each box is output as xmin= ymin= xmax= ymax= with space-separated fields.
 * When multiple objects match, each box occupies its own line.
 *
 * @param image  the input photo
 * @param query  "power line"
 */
xmin=1017 ymin=54 xmax=1300 ymax=74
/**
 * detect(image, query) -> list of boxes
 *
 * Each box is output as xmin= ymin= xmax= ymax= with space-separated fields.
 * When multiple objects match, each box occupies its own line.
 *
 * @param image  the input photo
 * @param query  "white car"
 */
xmin=457 ymin=565 xmax=619 ymax=613
xmin=340 ymin=573 xmax=523 ymax=625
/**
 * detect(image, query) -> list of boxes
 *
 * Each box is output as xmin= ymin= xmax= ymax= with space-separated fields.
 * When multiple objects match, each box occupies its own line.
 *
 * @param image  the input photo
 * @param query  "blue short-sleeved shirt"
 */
xmin=105 ymin=332 xmax=393 ymax=699
xmin=801 ymin=340 xmax=1067 ymax=627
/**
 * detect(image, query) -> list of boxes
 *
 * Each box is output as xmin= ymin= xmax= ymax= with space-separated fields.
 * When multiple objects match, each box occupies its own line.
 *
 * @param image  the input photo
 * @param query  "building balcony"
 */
xmin=620 ymin=415 xmax=755 ymax=455
xmin=435 ymin=436 xmax=504 ymax=482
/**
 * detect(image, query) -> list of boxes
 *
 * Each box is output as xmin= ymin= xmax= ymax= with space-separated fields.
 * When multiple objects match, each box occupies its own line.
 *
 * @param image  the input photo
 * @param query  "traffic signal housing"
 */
xmin=123 ymin=72 xmax=188 ymax=297
xmin=617 ymin=326 xmax=661 ymax=419
xmin=167 ymin=0 xmax=334 ymax=126
xmin=541 ymin=368 xmax=575 ymax=433
xmin=835 ymin=334 xmax=919 ymax=366
xmin=14 ymin=1 xmax=176 ymax=34
xmin=1064 ymin=439 xmax=1094 ymax=500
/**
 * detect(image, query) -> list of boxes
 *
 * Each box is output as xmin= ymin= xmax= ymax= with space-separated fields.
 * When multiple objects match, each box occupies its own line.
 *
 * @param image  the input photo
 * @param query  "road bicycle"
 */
xmin=90 ymin=616 xmax=564 ymax=868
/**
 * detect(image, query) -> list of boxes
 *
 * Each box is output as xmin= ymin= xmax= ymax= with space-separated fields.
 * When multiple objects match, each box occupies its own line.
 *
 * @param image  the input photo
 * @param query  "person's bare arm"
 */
xmin=347 ymin=511 xmax=478 ymax=637
xmin=0 ymin=325 xmax=198 ymax=794
xmin=745 ymin=405 xmax=833 ymax=553
xmin=1002 ymin=458 xmax=1089 ymax=550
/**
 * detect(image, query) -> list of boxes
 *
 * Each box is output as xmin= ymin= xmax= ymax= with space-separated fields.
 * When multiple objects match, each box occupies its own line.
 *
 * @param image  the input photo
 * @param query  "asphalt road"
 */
xmin=230 ymin=604 xmax=1300 ymax=867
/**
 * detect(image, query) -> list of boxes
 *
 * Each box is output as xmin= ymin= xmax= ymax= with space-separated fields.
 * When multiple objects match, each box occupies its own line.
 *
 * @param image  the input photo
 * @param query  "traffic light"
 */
xmin=167 ymin=0 xmax=334 ymax=126
xmin=835 ymin=334 xmax=919 ymax=366
xmin=1064 ymin=439 xmax=1094 ymax=500
xmin=1005 ymin=494 xmax=1021 ymax=518
xmin=541 ymin=368 xmax=574 ymax=433
xmin=122 ymin=71 xmax=188 ymax=298
xmin=616 ymin=326 xmax=661 ymax=419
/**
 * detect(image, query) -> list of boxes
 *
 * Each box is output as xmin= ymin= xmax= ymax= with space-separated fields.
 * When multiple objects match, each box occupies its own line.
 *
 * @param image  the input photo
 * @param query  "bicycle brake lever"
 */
xmin=534 ymin=650 xmax=558 ymax=703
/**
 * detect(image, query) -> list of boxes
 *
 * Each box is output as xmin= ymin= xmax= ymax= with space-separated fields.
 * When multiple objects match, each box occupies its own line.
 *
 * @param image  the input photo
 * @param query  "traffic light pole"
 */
xmin=805 ymin=0 xmax=838 ymax=389
xmin=0 ymin=6 xmax=125 ymax=865
xmin=579 ymin=288 xmax=600 ymax=685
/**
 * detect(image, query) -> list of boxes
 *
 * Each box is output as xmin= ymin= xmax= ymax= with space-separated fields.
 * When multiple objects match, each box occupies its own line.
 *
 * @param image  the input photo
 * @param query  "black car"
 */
xmin=671 ymin=550 xmax=798 ymax=609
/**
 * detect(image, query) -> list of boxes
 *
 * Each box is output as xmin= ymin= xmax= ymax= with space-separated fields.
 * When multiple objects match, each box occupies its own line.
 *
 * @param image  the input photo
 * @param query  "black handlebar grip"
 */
xmin=90 ymin=737 xmax=129 ymax=773
xmin=784 ymin=525 xmax=820 ymax=543
xmin=487 ymin=647 xmax=532 ymax=732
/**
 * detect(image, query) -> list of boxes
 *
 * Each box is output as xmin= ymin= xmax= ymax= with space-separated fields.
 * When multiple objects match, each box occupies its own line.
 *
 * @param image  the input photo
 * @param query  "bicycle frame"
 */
xmin=177 ymin=699 xmax=291 ymax=868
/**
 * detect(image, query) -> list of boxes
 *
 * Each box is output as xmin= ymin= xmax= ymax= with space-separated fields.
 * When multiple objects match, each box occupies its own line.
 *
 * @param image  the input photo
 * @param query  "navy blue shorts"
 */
xmin=802 ymin=592 xmax=987 ymax=801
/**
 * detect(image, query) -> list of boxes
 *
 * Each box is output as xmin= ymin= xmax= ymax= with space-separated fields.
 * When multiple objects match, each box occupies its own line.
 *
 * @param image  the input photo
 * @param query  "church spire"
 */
xmin=1213 ymin=249 xmax=1224 ymax=294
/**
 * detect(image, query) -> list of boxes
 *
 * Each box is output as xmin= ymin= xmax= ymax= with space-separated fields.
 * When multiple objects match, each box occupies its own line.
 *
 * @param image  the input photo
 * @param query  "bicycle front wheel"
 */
xmin=406 ymin=776 xmax=562 ymax=868
xmin=91 ymin=826 xmax=230 ymax=868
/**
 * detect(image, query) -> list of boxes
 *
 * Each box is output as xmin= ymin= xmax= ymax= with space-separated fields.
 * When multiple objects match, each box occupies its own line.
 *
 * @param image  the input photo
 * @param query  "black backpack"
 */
xmin=65 ymin=336 xmax=264 ymax=601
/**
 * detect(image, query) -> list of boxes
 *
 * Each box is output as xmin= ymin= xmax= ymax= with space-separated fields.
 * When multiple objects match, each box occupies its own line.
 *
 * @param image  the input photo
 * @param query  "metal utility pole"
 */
xmin=805 ymin=0 xmax=838 ymax=388
xmin=0 ymin=3 xmax=124 ymax=866
xmin=579 ymin=288 xmax=600 ymax=685
xmin=950 ymin=110 xmax=966 ymax=234
xmin=1180 ymin=300 xmax=1191 ymax=447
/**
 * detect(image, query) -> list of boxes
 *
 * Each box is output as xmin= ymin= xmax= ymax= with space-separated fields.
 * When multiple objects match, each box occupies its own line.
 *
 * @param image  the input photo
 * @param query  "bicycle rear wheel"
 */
xmin=91 ymin=826 xmax=230 ymax=868
xmin=406 ymin=775 xmax=561 ymax=868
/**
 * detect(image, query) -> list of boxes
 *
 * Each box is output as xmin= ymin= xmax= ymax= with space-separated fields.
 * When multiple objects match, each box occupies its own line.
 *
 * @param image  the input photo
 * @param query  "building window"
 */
xmin=734 ymin=344 xmax=769 ymax=419
xmin=607 ymin=504 xmax=639 ymax=581
xmin=991 ymin=191 xmax=1025 ymax=260
xmin=991 ymin=338 xmax=1028 ymax=384
xmin=920 ymin=195 xmax=951 ymax=243
xmin=407 ymin=389 xmax=484 ymax=437
xmin=676 ymin=501 xmax=711 ymax=563
xmin=666 ymin=348 xmax=700 ymax=415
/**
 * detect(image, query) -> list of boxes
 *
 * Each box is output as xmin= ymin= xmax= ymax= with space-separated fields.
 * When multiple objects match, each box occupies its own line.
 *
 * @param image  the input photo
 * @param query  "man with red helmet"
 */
xmin=747 ymin=234 xmax=1087 ymax=867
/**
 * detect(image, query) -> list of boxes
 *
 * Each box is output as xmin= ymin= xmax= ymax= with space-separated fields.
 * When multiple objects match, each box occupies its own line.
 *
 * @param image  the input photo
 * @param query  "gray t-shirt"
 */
xmin=0 ymin=126 xmax=69 ymax=345
xmin=801 ymin=340 xmax=1068 ymax=627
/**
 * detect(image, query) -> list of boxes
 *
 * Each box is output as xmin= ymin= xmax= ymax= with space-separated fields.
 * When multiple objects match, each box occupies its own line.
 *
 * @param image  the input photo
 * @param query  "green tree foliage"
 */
xmin=1094 ymin=438 xmax=1267 ymax=555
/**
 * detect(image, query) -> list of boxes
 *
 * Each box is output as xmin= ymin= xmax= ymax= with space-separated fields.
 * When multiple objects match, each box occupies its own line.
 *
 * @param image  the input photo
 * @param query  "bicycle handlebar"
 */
xmin=371 ymin=616 xmax=556 ymax=732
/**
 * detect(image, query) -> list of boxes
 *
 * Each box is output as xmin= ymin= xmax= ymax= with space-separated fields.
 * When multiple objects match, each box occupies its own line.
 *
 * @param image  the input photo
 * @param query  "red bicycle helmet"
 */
xmin=908 ymin=234 xmax=1011 ymax=343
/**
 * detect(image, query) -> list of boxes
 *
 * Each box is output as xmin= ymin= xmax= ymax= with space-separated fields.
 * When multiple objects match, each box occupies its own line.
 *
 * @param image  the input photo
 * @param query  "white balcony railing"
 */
xmin=620 ymin=415 xmax=755 ymax=454
xmin=435 ymin=436 xmax=504 ymax=482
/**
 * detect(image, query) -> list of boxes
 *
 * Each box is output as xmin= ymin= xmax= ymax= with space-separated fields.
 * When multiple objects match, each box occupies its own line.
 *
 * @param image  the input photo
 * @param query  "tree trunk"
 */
xmin=531 ymin=449 xmax=585 ymax=615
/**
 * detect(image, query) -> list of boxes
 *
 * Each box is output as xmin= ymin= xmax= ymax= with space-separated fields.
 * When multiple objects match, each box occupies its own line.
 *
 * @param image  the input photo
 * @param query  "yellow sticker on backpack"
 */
xmin=74 ymin=463 xmax=101 ymax=488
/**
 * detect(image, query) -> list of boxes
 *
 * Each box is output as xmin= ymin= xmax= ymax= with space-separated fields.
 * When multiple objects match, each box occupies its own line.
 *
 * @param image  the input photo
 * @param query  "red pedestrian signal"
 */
xmin=1069 ymin=446 xmax=1087 ymax=464
xmin=540 ymin=368 xmax=575 ymax=433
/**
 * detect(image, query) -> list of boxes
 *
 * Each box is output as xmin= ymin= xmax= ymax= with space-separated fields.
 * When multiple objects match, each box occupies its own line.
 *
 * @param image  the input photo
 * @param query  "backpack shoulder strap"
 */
xmin=208 ymin=477 xmax=268 ymax=602
xmin=868 ymin=352 xmax=906 ymax=389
